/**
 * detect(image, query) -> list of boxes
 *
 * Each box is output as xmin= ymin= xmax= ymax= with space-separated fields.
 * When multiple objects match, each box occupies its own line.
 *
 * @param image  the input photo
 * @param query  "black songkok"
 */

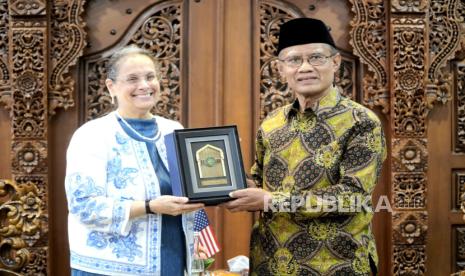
xmin=277 ymin=18 xmax=336 ymax=54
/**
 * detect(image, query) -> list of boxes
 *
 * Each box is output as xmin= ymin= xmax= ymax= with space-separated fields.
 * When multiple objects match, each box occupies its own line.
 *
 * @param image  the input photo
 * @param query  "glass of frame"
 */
xmin=164 ymin=126 xmax=247 ymax=205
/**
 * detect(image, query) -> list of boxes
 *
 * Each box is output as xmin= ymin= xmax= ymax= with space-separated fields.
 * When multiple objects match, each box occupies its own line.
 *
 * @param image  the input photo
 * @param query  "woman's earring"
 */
xmin=111 ymin=96 xmax=116 ymax=105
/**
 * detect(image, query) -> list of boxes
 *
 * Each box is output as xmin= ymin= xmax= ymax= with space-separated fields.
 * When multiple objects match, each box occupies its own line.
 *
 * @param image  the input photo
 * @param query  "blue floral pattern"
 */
xmin=87 ymin=231 xmax=108 ymax=249
xmin=87 ymin=222 xmax=143 ymax=262
xmin=67 ymin=174 xmax=109 ymax=227
xmin=115 ymin=132 xmax=130 ymax=153
xmin=107 ymin=149 xmax=138 ymax=189
xmin=66 ymin=113 xmax=191 ymax=275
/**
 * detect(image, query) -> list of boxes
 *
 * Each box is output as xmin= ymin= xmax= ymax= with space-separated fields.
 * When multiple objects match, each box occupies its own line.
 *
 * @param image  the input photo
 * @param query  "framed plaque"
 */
xmin=164 ymin=126 xmax=247 ymax=205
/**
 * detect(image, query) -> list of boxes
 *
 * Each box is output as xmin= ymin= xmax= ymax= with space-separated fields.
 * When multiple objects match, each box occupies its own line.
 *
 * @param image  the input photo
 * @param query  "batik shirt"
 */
xmin=250 ymin=88 xmax=386 ymax=275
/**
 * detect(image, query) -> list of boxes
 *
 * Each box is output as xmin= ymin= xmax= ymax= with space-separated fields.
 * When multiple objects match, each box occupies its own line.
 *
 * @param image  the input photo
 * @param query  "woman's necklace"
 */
xmin=115 ymin=111 xmax=158 ymax=142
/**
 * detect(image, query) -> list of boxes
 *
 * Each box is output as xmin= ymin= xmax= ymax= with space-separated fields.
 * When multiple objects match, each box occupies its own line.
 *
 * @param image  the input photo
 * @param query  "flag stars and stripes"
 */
xmin=194 ymin=209 xmax=220 ymax=257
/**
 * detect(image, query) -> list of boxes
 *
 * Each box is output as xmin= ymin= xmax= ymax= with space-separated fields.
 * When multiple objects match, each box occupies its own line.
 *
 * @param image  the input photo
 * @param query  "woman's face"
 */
xmin=106 ymin=54 xmax=160 ymax=119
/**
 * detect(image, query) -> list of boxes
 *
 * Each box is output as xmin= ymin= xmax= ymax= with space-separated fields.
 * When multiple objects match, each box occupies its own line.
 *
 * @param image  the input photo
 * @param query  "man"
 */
xmin=224 ymin=18 xmax=386 ymax=275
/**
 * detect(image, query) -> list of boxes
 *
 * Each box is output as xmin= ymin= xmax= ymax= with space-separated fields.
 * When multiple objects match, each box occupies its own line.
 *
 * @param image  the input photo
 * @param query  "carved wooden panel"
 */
xmin=392 ymin=138 xmax=428 ymax=173
xmin=426 ymin=0 xmax=463 ymax=107
xmin=349 ymin=0 xmax=389 ymax=113
xmin=82 ymin=1 xmax=182 ymax=122
xmin=393 ymin=244 xmax=427 ymax=275
xmin=8 ymin=0 xmax=45 ymax=16
xmin=0 ymin=0 xmax=10 ymax=109
xmin=391 ymin=0 xmax=427 ymax=12
xmin=392 ymin=211 xmax=428 ymax=275
xmin=8 ymin=23 xmax=48 ymax=275
xmin=393 ymin=211 xmax=428 ymax=245
xmin=258 ymin=0 xmax=360 ymax=120
xmin=393 ymin=173 xmax=426 ymax=209
xmin=453 ymin=170 xmax=465 ymax=211
xmin=455 ymin=227 xmax=465 ymax=272
xmin=257 ymin=1 xmax=299 ymax=121
xmin=49 ymin=0 xmax=87 ymax=115
xmin=392 ymin=17 xmax=427 ymax=137
xmin=456 ymin=63 xmax=465 ymax=153
xmin=11 ymin=27 xmax=46 ymax=139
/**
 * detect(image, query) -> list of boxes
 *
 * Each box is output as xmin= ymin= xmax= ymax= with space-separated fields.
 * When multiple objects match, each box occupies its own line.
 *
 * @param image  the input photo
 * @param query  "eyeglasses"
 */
xmin=279 ymin=54 xmax=335 ymax=68
xmin=117 ymin=73 xmax=158 ymax=85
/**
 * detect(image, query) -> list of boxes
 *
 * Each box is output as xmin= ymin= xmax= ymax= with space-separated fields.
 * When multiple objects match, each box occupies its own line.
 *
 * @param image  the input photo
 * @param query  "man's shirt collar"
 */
xmin=286 ymin=87 xmax=341 ymax=119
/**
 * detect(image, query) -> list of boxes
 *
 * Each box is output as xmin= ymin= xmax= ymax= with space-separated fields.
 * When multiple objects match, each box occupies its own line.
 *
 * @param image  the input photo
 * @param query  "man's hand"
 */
xmin=222 ymin=188 xmax=272 ymax=212
xmin=150 ymin=196 xmax=204 ymax=216
xmin=246 ymin=178 xmax=257 ymax=188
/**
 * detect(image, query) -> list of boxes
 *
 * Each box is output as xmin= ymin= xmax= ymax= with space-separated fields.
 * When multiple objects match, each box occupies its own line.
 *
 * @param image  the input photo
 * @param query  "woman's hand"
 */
xmin=194 ymin=243 xmax=209 ymax=260
xmin=150 ymin=196 xmax=204 ymax=216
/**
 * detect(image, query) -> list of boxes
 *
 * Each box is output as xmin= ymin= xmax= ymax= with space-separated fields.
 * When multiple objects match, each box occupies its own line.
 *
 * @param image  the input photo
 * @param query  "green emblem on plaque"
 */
xmin=205 ymin=156 xmax=216 ymax=167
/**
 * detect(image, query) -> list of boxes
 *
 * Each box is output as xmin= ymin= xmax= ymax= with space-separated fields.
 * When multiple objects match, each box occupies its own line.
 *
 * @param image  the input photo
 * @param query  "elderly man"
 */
xmin=224 ymin=18 xmax=386 ymax=275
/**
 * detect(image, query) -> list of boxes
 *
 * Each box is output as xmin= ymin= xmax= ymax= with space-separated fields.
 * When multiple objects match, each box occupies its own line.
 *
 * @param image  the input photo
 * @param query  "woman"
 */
xmin=65 ymin=45 xmax=204 ymax=276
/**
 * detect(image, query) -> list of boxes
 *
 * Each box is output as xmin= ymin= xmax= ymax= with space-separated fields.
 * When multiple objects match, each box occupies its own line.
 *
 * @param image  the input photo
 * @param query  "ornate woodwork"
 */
xmin=456 ymin=63 xmax=465 ymax=153
xmin=258 ymin=0 xmax=360 ymax=120
xmin=391 ymin=0 xmax=427 ymax=12
xmin=0 ymin=0 xmax=10 ymax=109
xmin=392 ymin=212 xmax=428 ymax=275
xmin=454 ymin=170 xmax=465 ymax=210
xmin=426 ymin=0 xmax=463 ymax=108
xmin=257 ymin=1 xmax=299 ymax=121
xmin=393 ymin=173 xmax=426 ymax=209
xmin=391 ymin=17 xmax=427 ymax=137
xmin=456 ymin=227 xmax=465 ymax=271
xmin=1 ymin=0 xmax=86 ymax=274
xmin=392 ymin=138 xmax=428 ymax=173
xmin=83 ymin=1 xmax=182 ymax=122
xmin=8 ymin=0 xmax=45 ymax=16
xmin=11 ymin=27 xmax=47 ymax=139
xmin=393 ymin=245 xmax=427 ymax=275
xmin=49 ymin=0 xmax=87 ymax=115
xmin=389 ymin=0 xmax=463 ymax=274
xmin=349 ymin=0 xmax=389 ymax=113
xmin=8 ymin=21 xmax=48 ymax=274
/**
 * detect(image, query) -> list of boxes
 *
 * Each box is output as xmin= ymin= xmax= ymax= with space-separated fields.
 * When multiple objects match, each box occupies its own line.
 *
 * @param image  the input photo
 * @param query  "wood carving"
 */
xmin=11 ymin=27 xmax=46 ymax=139
xmin=392 ymin=18 xmax=427 ymax=137
xmin=84 ymin=1 xmax=182 ymax=122
xmin=455 ymin=171 xmax=465 ymax=210
xmin=8 ymin=0 xmax=45 ymax=16
xmin=349 ymin=0 xmax=389 ymax=113
xmin=456 ymin=227 xmax=465 ymax=271
xmin=393 ymin=211 xmax=428 ymax=245
xmin=0 ymin=0 xmax=10 ymax=109
xmin=258 ymin=1 xmax=359 ymax=120
xmin=49 ymin=0 xmax=87 ymax=115
xmin=0 ymin=179 xmax=46 ymax=272
xmin=258 ymin=1 xmax=299 ymax=121
xmin=393 ymin=173 xmax=426 ymax=209
xmin=7 ymin=11 xmax=49 ymax=275
xmin=393 ymin=245 xmax=426 ymax=275
xmin=391 ymin=0 xmax=427 ymax=13
xmin=456 ymin=63 xmax=465 ymax=153
xmin=392 ymin=138 xmax=428 ymax=173
xmin=392 ymin=211 xmax=428 ymax=275
xmin=426 ymin=0 xmax=464 ymax=108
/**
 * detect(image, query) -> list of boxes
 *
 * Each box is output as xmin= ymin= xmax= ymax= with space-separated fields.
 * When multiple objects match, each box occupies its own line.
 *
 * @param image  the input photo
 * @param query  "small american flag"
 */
xmin=194 ymin=209 xmax=220 ymax=257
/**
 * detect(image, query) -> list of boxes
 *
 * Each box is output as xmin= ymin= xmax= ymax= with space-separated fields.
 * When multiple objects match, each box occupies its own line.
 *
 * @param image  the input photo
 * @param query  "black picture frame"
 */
xmin=165 ymin=125 xmax=247 ymax=205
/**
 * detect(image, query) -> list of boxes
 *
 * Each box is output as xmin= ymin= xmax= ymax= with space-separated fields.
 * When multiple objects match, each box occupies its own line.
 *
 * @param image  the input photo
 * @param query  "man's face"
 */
xmin=278 ymin=43 xmax=340 ymax=99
